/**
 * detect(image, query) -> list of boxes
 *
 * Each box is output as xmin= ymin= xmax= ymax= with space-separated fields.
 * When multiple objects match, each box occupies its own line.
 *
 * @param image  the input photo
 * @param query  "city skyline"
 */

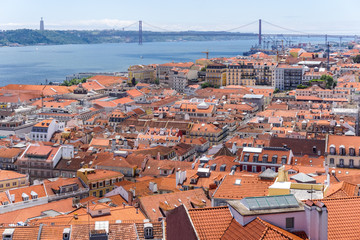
xmin=1 ymin=0 xmax=360 ymax=34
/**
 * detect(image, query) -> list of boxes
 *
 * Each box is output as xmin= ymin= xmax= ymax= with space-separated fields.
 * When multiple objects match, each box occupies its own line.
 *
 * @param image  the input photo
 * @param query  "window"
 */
xmin=349 ymin=148 xmax=355 ymax=156
xmin=253 ymin=154 xmax=259 ymax=162
xmin=144 ymin=227 xmax=153 ymax=239
xmin=350 ymin=159 xmax=354 ymax=168
xmin=6 ymin=183 xmax=10 ymax=187
xmin=99 ymin=182 xmax=103 ymax=187
xmin=286 ymin=217 xmax=294 ymax=228
xmin=12 ymin=182 xmax=16 ymax=186
xmin=272 ymin=155 xmax=278 ymax=163
xmin=252 ymin=166 xmax=257 ymax=173
xmin=261 ymin=166 xmax=266 ymax=172
xmin=92 ymin=183 xmax=96 ymax=189
xmin=92 ymin=192 xmax=97 ymax=197
xmin=281 ymin=156 xmax=287 ymax=165
xmin=339 ymin=146 xmax=346 ymax=156
xmin=339 ymin=159 xmax=344 ymax=167
xmin=329 ymin=146 xmax=336 ymax=155
xmin=244 ymin=154 xmax=249 ymax=162
xmin=329 ymin=158 xmax=334 ymax=165
xmin=242 ymin=165 xmax=247 ymax=171
xmin=262 ymin=155 xmax=268 ymax=163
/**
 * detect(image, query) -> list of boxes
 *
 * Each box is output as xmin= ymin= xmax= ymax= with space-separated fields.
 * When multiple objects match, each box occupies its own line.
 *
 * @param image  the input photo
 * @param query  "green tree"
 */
xmin=131 ymin=77 xmax=136 ymax=86
xmin=154 ymin=78 xmax=160 ymax=85
xmin=297 ymin=84 xmax=308 ymax=89
xmin=274 ymin=88 xmax=280 ymax=93
xmin=201 ymin=82 xmax=211 ymax=88
xmin=353 ymin=55 xmax=360 ymax=63
xmin=320 ymin=75 xmax=336 ymax=89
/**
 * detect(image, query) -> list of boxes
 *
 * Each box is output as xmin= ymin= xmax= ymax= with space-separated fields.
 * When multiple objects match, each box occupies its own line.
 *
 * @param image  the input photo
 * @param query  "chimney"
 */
xmin=149 ymin=182 xmax=158 ymax=193
xmin=2 ymin=229 xmax=14 ymax=240
xmin=305 ymin=201 xmax=328 ymax=240
xmin=62 ymin=228 xmax=71 ymax=240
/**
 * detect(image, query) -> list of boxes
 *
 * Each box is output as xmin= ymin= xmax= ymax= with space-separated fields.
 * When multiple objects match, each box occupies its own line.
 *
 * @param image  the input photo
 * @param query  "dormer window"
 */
xmin=262 ymin=154 xmax=268 ymax=163
xmin=22 ymin=193 xmax=29 ymax=201
xmin=339 ymin=146 xmax=346 ymax=156
xmin=144 ymin=226 xmax=153 ymax=239
xmin=349 ymin=148 xmax=355 ymax=156
xmin=253 ymin=154 xmax=259 ymax=162
xmin=272 ymin=155 xmax=278 ymax=164
xmin=31 ymin=191 xmax=38 ymax=199
xmin=329 ymin=145 xmax=336 ymax=155
xmin=281 ymin=156 xmax=287 ymax=165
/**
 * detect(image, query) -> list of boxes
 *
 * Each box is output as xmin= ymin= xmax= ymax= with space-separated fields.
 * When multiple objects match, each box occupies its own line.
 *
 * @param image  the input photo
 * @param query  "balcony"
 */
xmin=336 ymin=164 xmax=360 ymax=169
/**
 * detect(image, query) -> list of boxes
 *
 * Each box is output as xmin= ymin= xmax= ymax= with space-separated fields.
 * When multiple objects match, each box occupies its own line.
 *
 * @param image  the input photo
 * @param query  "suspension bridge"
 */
xmin=119 ymin=19 xmax=358 ymax=46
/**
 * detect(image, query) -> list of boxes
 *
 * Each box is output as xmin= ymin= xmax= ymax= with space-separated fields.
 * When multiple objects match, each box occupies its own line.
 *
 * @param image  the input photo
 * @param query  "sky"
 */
xmin=1 ymin=0 xmax=360 ymax=34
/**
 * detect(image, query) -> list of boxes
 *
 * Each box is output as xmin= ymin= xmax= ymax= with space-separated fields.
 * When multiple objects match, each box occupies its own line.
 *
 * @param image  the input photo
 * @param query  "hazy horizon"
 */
xmin=1 ymin=0 xmax=360 ymax=34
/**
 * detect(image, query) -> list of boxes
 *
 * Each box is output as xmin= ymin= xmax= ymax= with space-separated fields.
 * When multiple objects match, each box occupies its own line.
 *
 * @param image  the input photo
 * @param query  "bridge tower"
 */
xmin=258 ymin=19 xmax=262 ymax=46
xmin=139 ymin=20 xmax=143 ymax=45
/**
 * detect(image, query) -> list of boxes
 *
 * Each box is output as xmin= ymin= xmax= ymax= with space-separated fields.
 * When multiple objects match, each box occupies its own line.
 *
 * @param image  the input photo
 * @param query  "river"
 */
xmin=0 ymin=36 xmax=343 ymax=86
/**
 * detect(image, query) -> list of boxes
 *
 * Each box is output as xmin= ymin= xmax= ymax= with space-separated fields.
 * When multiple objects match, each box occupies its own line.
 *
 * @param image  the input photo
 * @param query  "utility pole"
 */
xmin=258 ymin=19 xmax=262 ymax=47
xmin=139 ymin=20 xmax=142 ymax=45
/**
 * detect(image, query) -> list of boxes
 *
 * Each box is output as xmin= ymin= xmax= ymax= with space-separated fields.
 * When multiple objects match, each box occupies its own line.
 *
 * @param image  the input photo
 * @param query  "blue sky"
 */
xmin=1 ymin=0 xmax=359 ymax=34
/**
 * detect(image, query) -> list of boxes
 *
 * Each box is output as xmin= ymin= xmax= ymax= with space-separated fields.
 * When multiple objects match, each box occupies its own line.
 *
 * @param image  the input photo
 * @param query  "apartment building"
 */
xmin=326 ymin=135 xmax=360 ymax=169
xmin=226 ymin=63 xmax=256 ymax=86
xmin=77 ymin=168 xmax=124 ymax=198
xmin=30 ymin=119 xmax=65 ymax=142
xmin=273 ymin=64 xmax=304 ymax=90
xmin=205 ymin=63 xmax=226 ymax=87
xmin=17 ymin=144 xmax=74 ymax=179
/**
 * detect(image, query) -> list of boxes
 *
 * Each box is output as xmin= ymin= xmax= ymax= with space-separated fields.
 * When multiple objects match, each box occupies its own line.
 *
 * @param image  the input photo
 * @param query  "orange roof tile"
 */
xmin=315 ymin=197 xmax=360 ymax=240
xmin=0 ymin=170 xmax=27 ymax=182
xmin=188 ymin=206 xmax=233 ymax=240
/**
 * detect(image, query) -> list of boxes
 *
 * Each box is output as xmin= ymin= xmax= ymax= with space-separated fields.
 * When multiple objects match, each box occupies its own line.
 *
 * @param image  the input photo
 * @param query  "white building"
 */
xmin=30 ymin=119 xmax=65 ymax=142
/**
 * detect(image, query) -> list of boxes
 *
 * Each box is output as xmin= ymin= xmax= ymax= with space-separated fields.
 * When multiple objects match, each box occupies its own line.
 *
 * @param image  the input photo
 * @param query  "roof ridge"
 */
xmin=187 ymin=205 xmax=229 ymax=212
xmin=321 ymin=196 xmax=360 ymax=201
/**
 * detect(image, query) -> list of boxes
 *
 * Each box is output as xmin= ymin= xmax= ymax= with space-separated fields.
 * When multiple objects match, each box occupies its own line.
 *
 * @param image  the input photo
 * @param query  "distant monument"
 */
xmin=40 ymin=17 xmax=44 ymax=31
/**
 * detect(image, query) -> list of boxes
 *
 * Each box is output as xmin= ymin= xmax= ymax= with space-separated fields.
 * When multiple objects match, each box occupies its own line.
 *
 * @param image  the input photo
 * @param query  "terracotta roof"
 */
xmin=80 ymin=169 xmax=124 ymax=182
xmin=0 ymin=148 xmax=22 ymax=159
xmin=325 ymin=181 xmax=358 ymax=198
xmin=0 ymin=198 xmax=74 ymax=224
xmin=126 ymin=89 xmax=144 ymax=98
xmin=188 ymin=206 xmax=233 ymax=240
xmin=315 ymin=197 xmax=360 ymax=240
xmin=0 ymin=170 xmax=26 ymax=182
xmin=212 ymin=173 xmax=273 ymax=200
xmin=30 ymin=206 xmax=146 ymax=225
xmin=139 ymin=188 xmax=210 ymax=221
xmin=221 ymin=217 xmax=304 ymax=240
xmin=8 ymin=184 xmax=47 ymax=203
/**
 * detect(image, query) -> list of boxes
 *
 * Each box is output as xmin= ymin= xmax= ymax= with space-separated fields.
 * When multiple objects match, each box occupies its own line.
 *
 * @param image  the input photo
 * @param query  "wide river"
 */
xmin=0 ymin=40 xmax=259 ymax=85
xmin=0 ymin=36 xmax=339 ymax=86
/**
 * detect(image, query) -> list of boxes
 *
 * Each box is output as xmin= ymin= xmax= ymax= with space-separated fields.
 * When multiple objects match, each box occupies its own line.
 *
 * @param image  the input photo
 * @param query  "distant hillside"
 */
xmin=0 ymin=29 xmax=257 ymax=46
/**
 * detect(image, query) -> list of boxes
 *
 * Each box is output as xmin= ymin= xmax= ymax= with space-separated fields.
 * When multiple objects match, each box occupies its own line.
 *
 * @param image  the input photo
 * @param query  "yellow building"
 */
xmin=226 ymin=63 xmax=256 ymax=86
xmin=128 ymin=65 xmax=156 ymax=83
xmin=77 ymin=168 xmax=124 ymax=198
xmin=205 ymin=63 xmax=226 ymax=87
xmin=0 ymin=170 xmax=29 ymax=191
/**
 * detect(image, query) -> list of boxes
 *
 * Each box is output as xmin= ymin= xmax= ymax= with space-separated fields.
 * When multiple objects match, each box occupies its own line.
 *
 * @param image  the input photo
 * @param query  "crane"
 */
xmin=202 ymin=50 xmax=209 ymax=59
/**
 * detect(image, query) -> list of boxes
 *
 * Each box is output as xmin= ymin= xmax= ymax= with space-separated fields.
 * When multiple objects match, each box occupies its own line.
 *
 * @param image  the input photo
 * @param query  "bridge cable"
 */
xmin=224 ymin=20 xmax=258 ymax=32
xmin=121 ymin=22 xmax=139 ymax=30
xmin=142 ymin=21 xmax=172 ymax=32
xmin=262 ymin=20 xmax=311 ymax=35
